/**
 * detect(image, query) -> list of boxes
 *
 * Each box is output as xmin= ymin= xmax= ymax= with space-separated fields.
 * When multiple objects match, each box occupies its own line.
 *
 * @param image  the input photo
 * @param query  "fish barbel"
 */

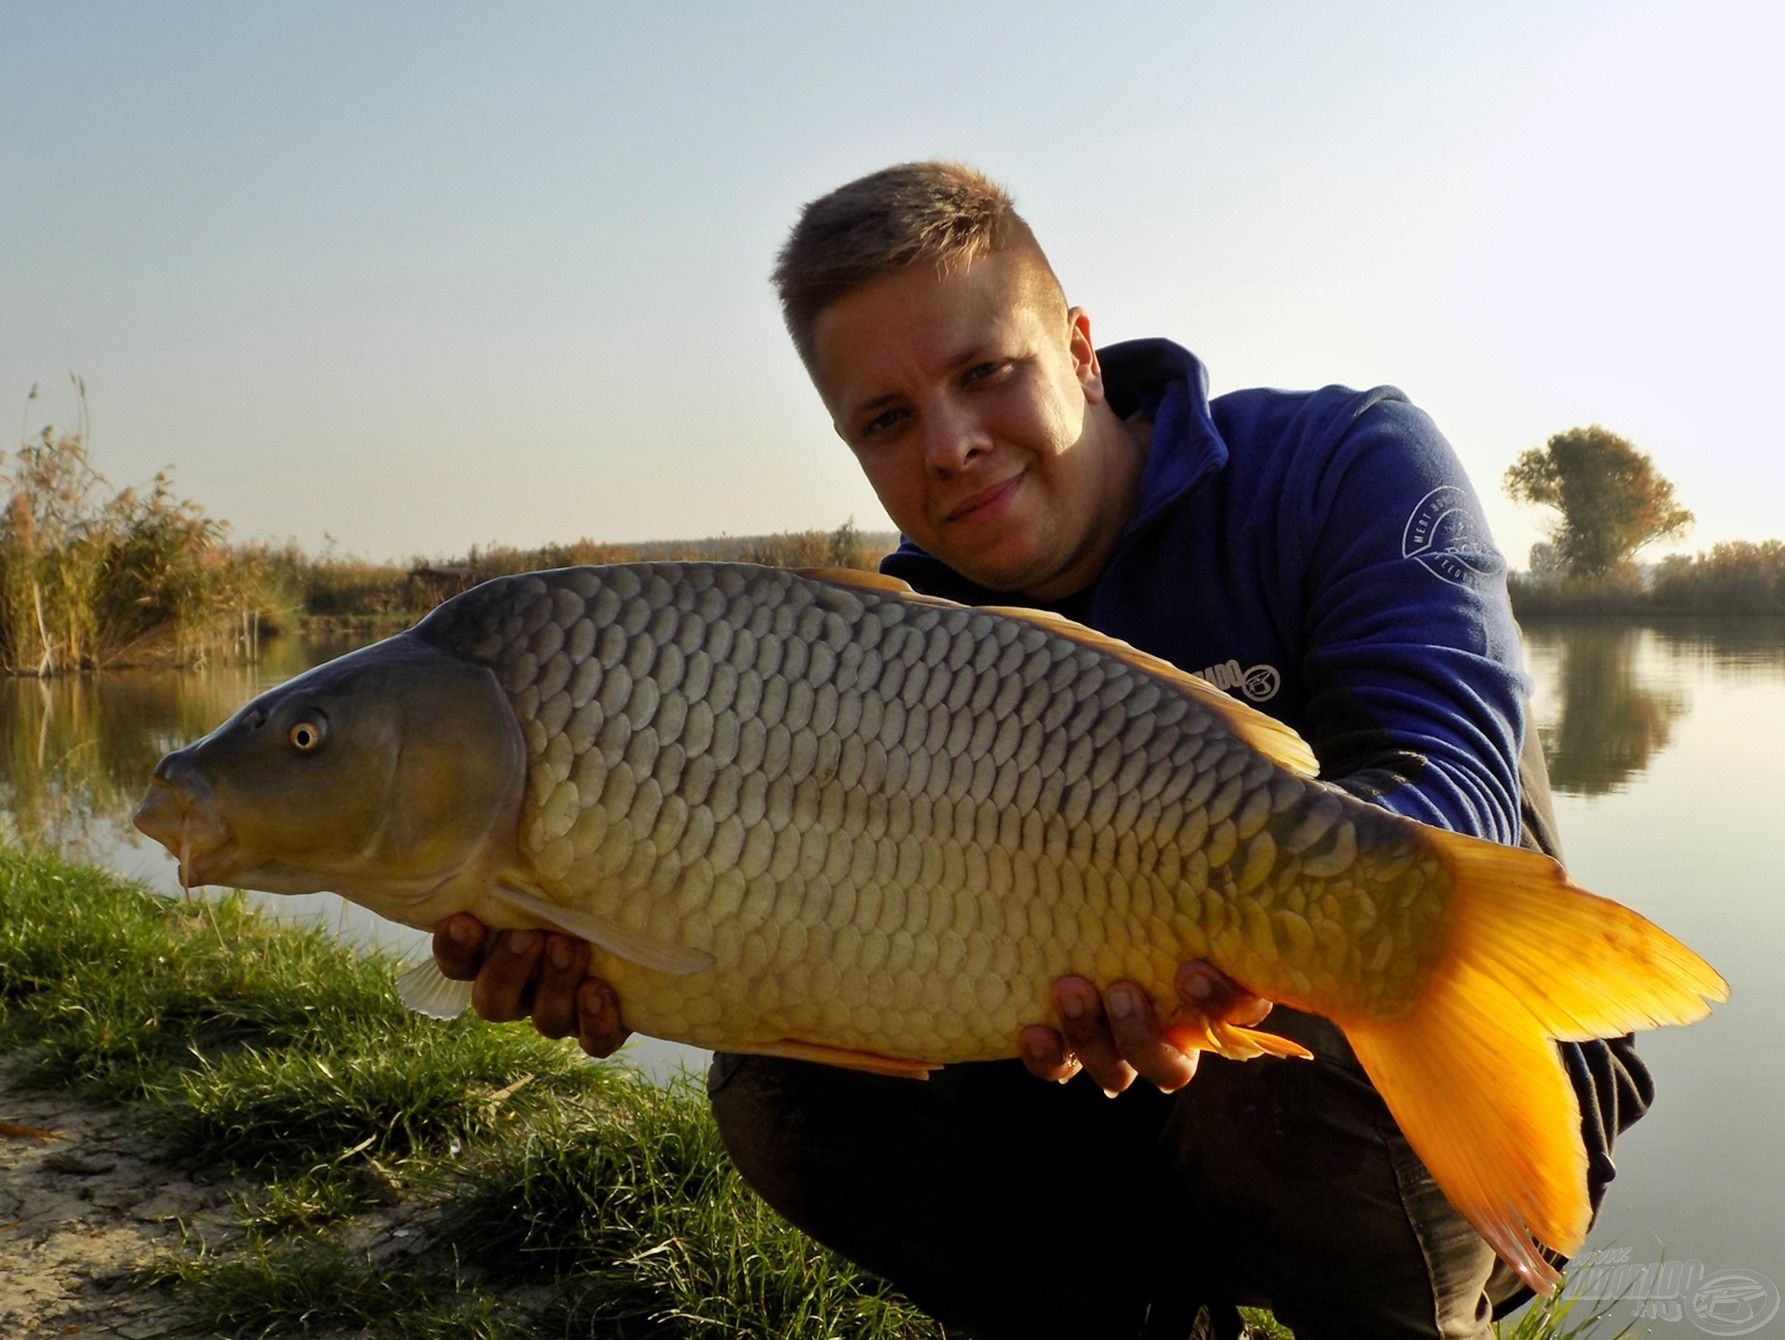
xmin=133 ymin=562 xmax=1726 ymax=1291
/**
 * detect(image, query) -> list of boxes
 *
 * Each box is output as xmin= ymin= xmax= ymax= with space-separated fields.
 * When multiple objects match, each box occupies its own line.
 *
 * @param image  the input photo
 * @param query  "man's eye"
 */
xmin=963 ymin=361 xmax=1008 ymax=385
xmin=860 ymin=408 xmax=905 ymax=439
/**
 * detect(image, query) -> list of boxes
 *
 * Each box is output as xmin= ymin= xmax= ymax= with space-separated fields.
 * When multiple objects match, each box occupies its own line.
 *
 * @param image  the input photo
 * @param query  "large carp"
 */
xmin=134 ymin=562 xmax=1725 ymax=1291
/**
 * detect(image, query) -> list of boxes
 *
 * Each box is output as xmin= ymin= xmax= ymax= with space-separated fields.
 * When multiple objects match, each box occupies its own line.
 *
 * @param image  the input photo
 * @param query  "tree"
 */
xmin=1504 ymin=425 xmax=1693 ymax=577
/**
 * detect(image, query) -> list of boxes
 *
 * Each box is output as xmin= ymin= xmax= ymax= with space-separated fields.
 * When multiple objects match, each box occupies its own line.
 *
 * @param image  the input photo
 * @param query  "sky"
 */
xmin=3 ymin=2 xmax=1781 ymax=569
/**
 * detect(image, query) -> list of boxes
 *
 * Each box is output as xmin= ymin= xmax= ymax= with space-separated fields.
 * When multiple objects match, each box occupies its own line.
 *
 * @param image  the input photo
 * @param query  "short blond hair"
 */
xmin=773 ymin=161 xmax=1064 ymax=369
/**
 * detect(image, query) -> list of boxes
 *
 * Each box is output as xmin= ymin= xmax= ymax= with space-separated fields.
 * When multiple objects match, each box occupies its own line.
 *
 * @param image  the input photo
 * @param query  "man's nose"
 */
xmin=922 ymin=401 xmax=989 ymax=476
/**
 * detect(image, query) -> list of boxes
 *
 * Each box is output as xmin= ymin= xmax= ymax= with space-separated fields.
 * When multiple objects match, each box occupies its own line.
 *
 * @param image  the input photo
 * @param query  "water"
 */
xmin=4 ymin=620 xmax=1781 ymax=1319
xmin=1519 ymin=619 xmax=1785 ymax=1327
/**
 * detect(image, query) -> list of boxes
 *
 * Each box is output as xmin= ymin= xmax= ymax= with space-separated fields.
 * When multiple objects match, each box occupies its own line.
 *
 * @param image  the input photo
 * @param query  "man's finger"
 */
xmin=1105 ymin=982 xmax=1200 ymax=1092
xmin=1052 ymin=977 xmax=1136 ymax=1097
xmin=1018 ymin=1025 xmax=1082 ymax=1083
xmin=470 ymin=930 xmax=544 ymax=1023
xmin=1176 ymin=961 xmax=1273 ymax=1028
xmin=574 ymin=979 xmax=631 ymax=1059
xmin=530 ymin=935 xmax=587 ymax=1039
xmin=432 ymin=914 xmax=487 ymax=981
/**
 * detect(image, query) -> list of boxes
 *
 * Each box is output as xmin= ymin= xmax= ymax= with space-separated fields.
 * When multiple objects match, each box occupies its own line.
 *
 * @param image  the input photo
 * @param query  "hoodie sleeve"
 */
xmin=1285 ymin=391 xmax=1531 ymax=844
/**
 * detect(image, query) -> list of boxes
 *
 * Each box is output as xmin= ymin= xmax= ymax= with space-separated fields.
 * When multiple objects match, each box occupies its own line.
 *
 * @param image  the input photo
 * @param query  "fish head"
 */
xmin=133 ymin=633 xmax=526 ymax=925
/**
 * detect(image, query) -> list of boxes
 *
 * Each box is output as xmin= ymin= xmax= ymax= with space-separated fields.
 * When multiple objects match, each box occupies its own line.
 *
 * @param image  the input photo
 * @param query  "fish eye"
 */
xmin=287 ymin=717 xmax=327 ymax=753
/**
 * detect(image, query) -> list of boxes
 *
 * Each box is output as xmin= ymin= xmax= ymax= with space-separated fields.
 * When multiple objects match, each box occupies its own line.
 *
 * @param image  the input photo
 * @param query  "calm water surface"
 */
xmin=4 ymin=619 xmax=1781 ymax=1320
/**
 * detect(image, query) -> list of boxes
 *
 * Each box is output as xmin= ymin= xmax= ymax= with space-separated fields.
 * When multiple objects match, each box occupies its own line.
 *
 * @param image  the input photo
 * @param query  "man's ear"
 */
xmin=1068 ymin=306 xmax=1105 ymax=405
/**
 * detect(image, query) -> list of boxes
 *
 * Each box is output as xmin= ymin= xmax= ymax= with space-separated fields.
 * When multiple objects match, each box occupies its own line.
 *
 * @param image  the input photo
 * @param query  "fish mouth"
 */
xmin=132 ymin=780 xmax=237 ymax=889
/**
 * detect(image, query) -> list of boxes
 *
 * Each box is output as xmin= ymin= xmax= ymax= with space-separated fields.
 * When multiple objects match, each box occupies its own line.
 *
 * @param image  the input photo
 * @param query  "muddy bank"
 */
xmin=0 ymin=1062 xmax=238 ymax=1338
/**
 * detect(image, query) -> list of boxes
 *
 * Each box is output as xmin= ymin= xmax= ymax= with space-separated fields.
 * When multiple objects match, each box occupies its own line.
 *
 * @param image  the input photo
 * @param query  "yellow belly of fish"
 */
xmin=442 ymin=563 xmax=1449 ymax=1061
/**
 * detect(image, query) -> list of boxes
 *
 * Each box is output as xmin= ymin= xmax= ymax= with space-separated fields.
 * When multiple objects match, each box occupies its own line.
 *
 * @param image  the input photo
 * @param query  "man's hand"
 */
xmin=431 ymin=914 xmax=631 ymax=1059
xmin=1018 ymin=962 xmax=1272 ymax=1096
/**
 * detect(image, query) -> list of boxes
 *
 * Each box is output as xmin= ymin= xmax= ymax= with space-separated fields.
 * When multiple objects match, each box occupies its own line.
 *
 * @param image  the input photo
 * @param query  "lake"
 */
xmin=4 ymin=618 xmax=1781 ymax=1326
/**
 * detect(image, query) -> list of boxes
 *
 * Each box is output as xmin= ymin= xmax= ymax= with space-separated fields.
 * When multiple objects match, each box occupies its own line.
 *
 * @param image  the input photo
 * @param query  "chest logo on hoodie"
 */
xmin=1195 ymin=658 xmax=1281 ymax=703
xmin=1403 ymin=485 xmax=1500 ymax=587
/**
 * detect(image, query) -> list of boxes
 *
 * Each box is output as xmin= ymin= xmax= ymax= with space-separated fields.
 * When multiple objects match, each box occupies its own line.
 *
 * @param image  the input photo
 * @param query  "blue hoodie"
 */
xmin=882 ymin=338 xmax=1649 ymax=1221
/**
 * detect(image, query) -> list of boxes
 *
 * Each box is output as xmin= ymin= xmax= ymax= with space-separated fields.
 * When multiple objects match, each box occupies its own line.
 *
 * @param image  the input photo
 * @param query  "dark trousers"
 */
xmin=708 ymin=1007 xmax=1546 ymax=1340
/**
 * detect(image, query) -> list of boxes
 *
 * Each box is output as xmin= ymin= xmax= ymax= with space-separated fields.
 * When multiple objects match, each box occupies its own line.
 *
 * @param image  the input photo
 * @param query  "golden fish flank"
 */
xmin=422 ymin=562 xmax=1447 ymax=1052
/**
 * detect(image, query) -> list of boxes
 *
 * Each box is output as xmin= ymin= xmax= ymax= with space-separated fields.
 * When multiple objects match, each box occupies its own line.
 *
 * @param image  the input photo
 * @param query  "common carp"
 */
xmin=133 ymin=562 xmax=1726 ymax=1291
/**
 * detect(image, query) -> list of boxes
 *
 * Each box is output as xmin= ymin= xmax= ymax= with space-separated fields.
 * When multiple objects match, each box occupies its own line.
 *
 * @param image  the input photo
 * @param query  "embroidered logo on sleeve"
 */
xmin=1402 ymin=485 xmax=1499 ymax=586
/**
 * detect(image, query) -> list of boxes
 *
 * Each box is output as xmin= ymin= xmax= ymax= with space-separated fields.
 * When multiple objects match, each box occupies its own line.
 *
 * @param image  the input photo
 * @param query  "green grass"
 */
xmin=141 ymin=1236 xmax=533 ymax=1340
xmin=439 ymin=1079 xmax=938 ymax=1337
xmin=0 ymin=848 xmax=1638 ymax=1338
xmin=0 ymin=847 xmax=941 ymax=1337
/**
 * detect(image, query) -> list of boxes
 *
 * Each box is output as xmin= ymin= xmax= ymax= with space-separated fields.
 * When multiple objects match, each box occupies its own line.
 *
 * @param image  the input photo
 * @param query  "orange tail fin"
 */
xmin=1344 ymin=831 xmax=1727 ymax=1294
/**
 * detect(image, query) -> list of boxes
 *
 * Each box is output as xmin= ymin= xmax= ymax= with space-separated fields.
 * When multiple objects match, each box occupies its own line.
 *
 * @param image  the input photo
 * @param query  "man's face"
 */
xmin=809 ymin=251 xmax=1140 ymax=600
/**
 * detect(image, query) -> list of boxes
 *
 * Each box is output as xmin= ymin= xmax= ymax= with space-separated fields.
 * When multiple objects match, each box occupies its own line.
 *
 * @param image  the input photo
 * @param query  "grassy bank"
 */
xmin=0 ymin=850 xmax=1632 ymax=1338
xmin=0 ymin=848 xmax=939 ymax=1337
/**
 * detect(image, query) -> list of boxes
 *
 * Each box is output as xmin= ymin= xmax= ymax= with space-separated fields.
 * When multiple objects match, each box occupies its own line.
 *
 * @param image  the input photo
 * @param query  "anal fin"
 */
xmin=1163 ymin=1016 xmax=1313 ymax=1062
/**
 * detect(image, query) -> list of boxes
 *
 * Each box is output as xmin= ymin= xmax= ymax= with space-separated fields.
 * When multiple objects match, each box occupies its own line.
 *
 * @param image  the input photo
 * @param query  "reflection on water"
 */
xmin=1522 ymin=617 xmax=1785 ymax=798
xmin=1524 ymin=624 xmax=1687 ymax=797
xmin=1 ymin=634 xmax=369 ymax=862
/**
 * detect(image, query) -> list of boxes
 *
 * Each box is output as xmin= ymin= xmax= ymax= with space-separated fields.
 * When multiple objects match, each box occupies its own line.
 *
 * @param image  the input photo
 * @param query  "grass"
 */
xmin=439 ymin=1079 xmax=936 ymax=1337
xmin=0 ymin=848 xmax=1639 ymax=1338
xmin=0 ymin=847 xmax=941 ymax=1337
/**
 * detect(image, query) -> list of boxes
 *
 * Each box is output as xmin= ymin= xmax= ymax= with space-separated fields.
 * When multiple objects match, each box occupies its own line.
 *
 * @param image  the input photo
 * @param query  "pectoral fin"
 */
xmin=396 ymin=958 xmax=474 ymax=1020
xmin=491 ymin=884 xmax=714 ymax=976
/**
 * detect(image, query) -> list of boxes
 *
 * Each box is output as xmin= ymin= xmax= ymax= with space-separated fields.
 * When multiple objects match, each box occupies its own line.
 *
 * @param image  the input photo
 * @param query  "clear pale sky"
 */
xmin=4 ymin=2 xmax=1780 ymax=569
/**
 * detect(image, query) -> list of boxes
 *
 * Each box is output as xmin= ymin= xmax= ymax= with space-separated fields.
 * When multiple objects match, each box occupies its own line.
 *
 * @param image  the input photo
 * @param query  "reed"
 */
xmin=2 ymin=385 xmax=282 ymax=674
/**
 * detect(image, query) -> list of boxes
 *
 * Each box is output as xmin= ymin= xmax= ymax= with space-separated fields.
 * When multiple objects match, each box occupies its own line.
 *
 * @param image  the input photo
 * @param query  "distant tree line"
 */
xmin=10 ymin=381 xmax=1779 ymax=676
xmin=1504 ymin=424 xmax=1782 ymax=616
xmin=243 ymin=518 xmax=890 ymax=630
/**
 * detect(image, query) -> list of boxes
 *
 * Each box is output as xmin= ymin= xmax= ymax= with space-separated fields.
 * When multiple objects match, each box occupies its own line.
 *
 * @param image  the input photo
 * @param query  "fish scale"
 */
xmin=422 ymin=562 xmax=1441 ymax=1055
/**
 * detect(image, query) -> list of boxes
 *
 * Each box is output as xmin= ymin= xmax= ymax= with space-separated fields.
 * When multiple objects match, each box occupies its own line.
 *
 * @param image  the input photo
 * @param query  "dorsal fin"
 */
xmin=797 ymin=566 xmax=962 ymax=609
xmin=798 ymin=568 xmax=1321 ymax=780
xmin=796 ymin=566 xmax=916 ymax=595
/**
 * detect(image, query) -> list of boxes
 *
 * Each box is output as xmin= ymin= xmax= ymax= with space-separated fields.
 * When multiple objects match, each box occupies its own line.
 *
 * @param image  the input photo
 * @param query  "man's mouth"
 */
xmin=945 ymin=475 xmax=1022 ymax=524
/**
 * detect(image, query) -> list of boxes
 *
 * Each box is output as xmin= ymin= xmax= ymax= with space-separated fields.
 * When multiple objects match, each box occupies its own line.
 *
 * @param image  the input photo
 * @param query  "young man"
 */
xmin=434 ymin=163 xmax=1651 ymax=1338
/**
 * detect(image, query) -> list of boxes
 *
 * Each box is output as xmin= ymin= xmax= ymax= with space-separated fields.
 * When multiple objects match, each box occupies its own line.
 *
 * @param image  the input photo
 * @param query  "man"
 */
xmin=434 ymin=162 xmax=1651 ymax=1338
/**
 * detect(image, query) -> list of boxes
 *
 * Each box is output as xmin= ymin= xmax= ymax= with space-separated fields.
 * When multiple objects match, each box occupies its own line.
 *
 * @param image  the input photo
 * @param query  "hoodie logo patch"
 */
xmin=1403 ymin=485 xmax=1498 ymax=586
xmin=1195 ymin=658 xmax=1281 ymax=703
